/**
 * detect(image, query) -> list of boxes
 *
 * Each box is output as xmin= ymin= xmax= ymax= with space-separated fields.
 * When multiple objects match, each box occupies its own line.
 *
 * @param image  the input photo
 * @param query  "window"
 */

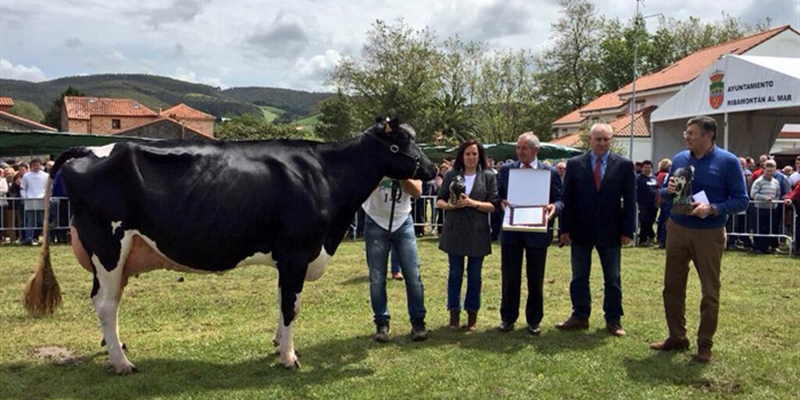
xmin=112 ymin=119 xmax=121 ymax=129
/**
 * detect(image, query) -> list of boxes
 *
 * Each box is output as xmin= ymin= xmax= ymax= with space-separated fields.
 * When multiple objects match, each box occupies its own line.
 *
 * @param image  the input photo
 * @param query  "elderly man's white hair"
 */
xmin=589 ymin=123 xmax=613 ymax=135
xmin=518 ymin=131 xmax=540 ymax=149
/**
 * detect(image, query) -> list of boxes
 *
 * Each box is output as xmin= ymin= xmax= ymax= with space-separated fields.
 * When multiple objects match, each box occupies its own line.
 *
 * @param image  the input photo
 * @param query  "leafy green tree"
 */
xmin=314 ymin=90 xmax=359 ymax=142
xmin=42 ymin=86 xmax=85 ymax=130
xmin=7 ymin=100 xmax=45 ymax=123
xmin=535 ymin=0 xmax=605 ymax=116
xmin=215 ymin=114 xmax=298 ymax=140
xmin=329 ymin=19 xmax=444 ymax=142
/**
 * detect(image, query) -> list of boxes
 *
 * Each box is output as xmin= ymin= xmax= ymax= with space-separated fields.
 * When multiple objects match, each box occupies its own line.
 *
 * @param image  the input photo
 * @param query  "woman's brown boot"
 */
xmin=449 ymin=309 xmax=460 ymax=329
xmin=466 ymin=310 xmax=478 ymax=331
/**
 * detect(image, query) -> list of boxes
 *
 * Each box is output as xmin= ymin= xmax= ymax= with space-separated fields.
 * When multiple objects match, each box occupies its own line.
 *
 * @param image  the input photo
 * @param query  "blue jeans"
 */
xmin=390 ymin=247 xmax=400 ymax=274
xmin=23 ymin=209 xmax=44 ymax=244
xmin=447 ymin=254 xmax=483 ymax=311
xmin=657 ymin=203 xmax=670 ymax=246
xmin=364 ymin=214 xmax=426 ymax=326
xmin=569 ymin=242 xmax=623 ymax=323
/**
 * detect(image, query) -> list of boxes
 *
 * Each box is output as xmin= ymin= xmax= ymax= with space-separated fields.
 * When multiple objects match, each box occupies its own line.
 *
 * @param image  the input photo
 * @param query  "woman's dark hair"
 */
xmin=452 ymin=140 xmax=488 ymax=172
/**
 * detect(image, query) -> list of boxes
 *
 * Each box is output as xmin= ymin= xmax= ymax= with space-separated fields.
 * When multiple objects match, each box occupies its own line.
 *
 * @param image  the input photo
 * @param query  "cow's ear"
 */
xmin=388 ymin=118 xmax=401 ymax=134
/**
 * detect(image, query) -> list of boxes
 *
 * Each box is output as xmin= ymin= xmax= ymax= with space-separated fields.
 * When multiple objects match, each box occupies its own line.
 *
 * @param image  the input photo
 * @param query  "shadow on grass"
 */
xmin=622 ymin=351 xmax=708 ymax=387
xmin=0 ymin=336 xmax=376 ymax=400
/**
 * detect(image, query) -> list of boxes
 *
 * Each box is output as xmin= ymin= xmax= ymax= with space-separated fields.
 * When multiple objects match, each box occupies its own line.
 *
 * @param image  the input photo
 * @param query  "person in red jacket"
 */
xmin=784 ymin=182 xmax=800 ymax=255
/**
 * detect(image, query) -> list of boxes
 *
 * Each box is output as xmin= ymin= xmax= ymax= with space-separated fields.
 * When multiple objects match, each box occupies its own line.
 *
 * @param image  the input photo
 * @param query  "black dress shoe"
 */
xmin=496 ymin=321 xmax=515 ymax=332
xmin=527 ymin=325 xmax=541 ymax=336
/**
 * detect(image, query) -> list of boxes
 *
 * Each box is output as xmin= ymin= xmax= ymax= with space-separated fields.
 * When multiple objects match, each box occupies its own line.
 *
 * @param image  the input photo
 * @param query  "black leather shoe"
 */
xmin=496 ymin=321 xmax=515 ymax=332
xmin=527 ymin=325 xmax=541 ymax=336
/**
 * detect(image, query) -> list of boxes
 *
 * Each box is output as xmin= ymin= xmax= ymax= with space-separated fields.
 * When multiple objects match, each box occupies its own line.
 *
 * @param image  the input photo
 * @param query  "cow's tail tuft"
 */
xmin=23 ymin=175 xmax=62 ymax=316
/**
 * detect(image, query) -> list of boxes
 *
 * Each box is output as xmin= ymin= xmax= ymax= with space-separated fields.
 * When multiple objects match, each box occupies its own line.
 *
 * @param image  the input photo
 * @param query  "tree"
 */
xmin=215 ymin=114 xmax=298 ymax=140
xmin=535 ymin=0 xmax=605 ymax=116
xmin=315 ymin=90 xmax=359 ymax=142
xmin=329 ymin=19 xmax=445 ymax=142
xmin=42 ymin=86 xmax=85 ymax=130
xmin=7 ymin=100 xmax=45 ymax=123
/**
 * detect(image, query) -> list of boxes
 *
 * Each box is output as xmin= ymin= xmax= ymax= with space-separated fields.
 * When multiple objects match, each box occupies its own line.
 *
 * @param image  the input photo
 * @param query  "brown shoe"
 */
xmin=391 ymin=272 xmax=404 ymax=281
xmin=606 ymin=322 xmax=626 ymax=337
xmin=650 ymin=337 xmax=690 ymax=351
xmin=465 ymin=310 xmax=478 ymax=331
xmin=694 ymin=347 xmax=713 ymax=363
xmin=555 ymin=317 xmax=589 ymax=331
xmin=448 ymin=309 xmax=460 ymax=330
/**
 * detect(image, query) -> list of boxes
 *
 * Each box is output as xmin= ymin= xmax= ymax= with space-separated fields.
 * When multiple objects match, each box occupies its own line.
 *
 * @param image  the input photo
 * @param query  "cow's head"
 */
xmin=366 ymin=117 xmax=437 ymax=181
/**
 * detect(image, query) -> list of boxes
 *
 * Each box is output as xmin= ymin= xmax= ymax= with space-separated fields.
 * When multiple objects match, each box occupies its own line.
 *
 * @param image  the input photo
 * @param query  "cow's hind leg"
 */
xmin=87 ymin=228 xmax=136 ymax=374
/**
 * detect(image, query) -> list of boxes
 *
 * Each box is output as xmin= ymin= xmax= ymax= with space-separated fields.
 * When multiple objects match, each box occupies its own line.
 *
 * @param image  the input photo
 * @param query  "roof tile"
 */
xmin=160 ymin=103 xmax=216 ymax=120
xmin=617 ymin=25 xmax=795 ymax=95
xmin=0 ymin=110 xmax=58 ymax=131
xmin=0 ymin=97 xmax=14 ymax=107
xmin=64 ymin=96 xmax=158 ymax=120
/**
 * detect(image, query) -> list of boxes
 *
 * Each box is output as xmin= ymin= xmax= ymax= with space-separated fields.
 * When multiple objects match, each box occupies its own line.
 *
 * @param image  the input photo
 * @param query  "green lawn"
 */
xmin=1 ymin=239 xmax=798 ymax=399
xmin=260 ymin=106 xmax=286 ymax=122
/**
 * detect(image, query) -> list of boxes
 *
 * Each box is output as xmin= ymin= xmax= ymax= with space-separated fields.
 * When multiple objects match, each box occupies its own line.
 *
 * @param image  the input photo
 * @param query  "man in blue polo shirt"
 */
xmin=650 ymin=115 xmax=749 ymax=363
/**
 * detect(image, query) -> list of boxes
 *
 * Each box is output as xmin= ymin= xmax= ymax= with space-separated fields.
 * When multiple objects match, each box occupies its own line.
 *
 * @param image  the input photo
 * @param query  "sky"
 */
xmin=0 ymin=0 xmax=797 ymax=92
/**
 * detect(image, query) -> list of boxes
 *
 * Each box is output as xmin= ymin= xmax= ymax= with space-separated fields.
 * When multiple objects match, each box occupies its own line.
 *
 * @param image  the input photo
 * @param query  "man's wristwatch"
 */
xmin=709 ymin=204 xmax=718 ymax=216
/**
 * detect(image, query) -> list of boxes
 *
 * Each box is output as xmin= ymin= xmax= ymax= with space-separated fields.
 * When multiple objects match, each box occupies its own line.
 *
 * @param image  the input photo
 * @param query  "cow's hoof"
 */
xmin=107 ymin=361 xmax=137 ymax=375
xmin=281 ymin=359 xmax=300 ymax=370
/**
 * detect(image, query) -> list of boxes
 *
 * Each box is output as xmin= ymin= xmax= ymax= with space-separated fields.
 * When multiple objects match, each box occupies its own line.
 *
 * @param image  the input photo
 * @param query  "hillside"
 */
xmin=222 ymin=87 xmax=333 ymax=116
xmin=0 ymin=74 xmax=333 ymax=121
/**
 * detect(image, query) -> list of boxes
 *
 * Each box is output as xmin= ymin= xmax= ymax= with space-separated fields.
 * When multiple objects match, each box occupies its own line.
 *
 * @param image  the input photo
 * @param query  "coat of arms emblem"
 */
xmin=709 ymin=70 xmax=725 ymax=109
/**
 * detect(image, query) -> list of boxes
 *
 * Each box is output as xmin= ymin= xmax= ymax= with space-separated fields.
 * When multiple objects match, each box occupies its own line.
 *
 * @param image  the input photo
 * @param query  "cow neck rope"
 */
xmin=387 ymin=179 xmax=400 ymax=233
xmin=364 ymin=132 xmax=421 ymax=179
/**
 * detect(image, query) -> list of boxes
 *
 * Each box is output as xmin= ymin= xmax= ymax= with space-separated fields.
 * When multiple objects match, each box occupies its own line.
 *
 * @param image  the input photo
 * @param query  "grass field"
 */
xmin=260 ymin=106 xmax=286 ymax=122
xmin=1 ymin=239 xmax=798 ymax=399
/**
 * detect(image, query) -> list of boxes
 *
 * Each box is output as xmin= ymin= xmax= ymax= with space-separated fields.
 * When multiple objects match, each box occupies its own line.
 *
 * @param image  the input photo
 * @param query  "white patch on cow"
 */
xmin=238 ymin=252 xmax=277 ymax=267
xmin=88 ymin=143 xmax=116 ymax=158
xmin=237 ymin=249 xmax=330 ymax=281
xmin=305 ymin=250 xmax=331 ymax=282
xmin=111 ymin=221 xmax=122 ymax=234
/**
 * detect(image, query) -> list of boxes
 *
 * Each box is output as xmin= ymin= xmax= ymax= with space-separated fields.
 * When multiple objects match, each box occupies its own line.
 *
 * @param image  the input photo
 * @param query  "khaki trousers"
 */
xmin=664 ymin=219 xmax=725 ymax=349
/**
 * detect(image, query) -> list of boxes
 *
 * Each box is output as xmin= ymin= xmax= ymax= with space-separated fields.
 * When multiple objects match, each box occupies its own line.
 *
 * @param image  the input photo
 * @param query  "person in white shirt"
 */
xmin=362 ymin=178 xmax=428 ymax=343
xmin=20 ymin=158 xmax=49 ymax=245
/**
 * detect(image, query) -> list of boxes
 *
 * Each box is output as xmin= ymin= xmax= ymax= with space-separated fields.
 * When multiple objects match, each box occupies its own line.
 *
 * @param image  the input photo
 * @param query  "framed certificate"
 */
xmin=502 ymin=168 xmax=551 ymax=233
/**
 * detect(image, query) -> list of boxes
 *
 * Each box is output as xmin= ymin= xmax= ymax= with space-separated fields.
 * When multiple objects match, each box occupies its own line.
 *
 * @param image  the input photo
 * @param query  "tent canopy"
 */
xmin=651 ymin=55 xmax=800 ymax=161
xmin=0 ymin=130 xmax=154 ymax=158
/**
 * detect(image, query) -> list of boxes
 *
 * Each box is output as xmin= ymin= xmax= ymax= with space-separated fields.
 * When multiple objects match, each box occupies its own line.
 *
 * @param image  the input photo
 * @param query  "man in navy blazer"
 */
xmin=496 ymin=132 xmax=564 ymax=335
xmin=557 ymin=123 xmax=636 ymax=337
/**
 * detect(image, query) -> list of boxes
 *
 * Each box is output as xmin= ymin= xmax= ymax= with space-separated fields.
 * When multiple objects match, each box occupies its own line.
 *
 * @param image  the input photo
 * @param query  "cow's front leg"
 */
xmin=277 ymin=291 xmax=301 ymax=369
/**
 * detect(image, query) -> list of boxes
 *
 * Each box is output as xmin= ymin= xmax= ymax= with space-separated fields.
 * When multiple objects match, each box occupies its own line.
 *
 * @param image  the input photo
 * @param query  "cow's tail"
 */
xmin=23 ymin=168 xmax=61 ymax=316
xmin=48 ymin=146 xmax=93 ymax=179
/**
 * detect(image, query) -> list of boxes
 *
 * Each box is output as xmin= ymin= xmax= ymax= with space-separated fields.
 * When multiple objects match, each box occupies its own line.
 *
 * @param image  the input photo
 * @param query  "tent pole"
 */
xmin=724 ymin=113 xmax=729 ymax=150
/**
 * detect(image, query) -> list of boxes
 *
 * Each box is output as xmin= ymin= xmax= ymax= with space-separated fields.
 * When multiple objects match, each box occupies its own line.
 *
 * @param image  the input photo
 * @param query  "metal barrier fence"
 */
xmin=725 ymin=199 xmax=796 ymax=256
xmin=2 ymin=196 xmax=796 ymax=256
xmin=0 ymin=196 xmax=71 ymax=244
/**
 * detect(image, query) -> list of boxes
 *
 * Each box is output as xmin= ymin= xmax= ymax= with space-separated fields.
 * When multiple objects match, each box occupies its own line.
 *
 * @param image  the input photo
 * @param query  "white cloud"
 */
xmin=0 ymin=59 xmax=47 ymax=82
xmin=171 ymin=67 xmax=227 ymax=89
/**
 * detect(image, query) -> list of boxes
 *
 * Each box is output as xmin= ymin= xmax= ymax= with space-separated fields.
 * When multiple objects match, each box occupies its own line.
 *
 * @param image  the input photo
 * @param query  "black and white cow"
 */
xmin=24 ymin=119 xmax=437 ymax=373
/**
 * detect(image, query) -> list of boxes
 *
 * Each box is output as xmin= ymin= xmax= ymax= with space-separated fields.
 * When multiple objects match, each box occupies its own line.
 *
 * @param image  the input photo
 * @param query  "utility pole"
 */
xmin=629 ymin=0 xmax=641 ymax=159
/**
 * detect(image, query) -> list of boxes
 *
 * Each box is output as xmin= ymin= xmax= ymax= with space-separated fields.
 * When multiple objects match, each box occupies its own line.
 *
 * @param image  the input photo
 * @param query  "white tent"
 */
xmin=650 ymin=55 xmax=800 ymax=161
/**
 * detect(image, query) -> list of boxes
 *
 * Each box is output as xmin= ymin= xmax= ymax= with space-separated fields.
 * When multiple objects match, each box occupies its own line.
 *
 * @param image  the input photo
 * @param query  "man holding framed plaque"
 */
xmin=557 ymin=123 xmax=636 ymax=337
xmin=496 ymin=132 xmax=563 ymax=335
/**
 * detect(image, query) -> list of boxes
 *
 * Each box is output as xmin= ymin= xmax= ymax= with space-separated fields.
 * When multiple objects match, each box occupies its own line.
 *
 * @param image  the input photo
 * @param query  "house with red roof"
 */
xmin=550 ymin=25 xmax=800 ymax=161
xmin=62 ymin=97 xmax=215 ymax=138
xmin=0 ymin=97 xmax=58 ymax=132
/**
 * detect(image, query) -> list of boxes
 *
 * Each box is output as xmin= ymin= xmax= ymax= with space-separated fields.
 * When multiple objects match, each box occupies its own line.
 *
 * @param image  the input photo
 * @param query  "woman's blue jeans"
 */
xmin=447 ymin=254 xmax=483 ymax=311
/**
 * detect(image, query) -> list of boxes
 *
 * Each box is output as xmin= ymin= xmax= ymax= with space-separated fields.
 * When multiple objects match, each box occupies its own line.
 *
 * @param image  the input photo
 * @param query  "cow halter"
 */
xmin=365 ymin=131 xmax=422 ymax=179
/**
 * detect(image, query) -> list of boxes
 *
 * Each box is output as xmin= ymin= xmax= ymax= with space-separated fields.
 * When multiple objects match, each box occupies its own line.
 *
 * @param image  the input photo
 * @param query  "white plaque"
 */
xmin=502 ymin=169 xmax=551 ymax=233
